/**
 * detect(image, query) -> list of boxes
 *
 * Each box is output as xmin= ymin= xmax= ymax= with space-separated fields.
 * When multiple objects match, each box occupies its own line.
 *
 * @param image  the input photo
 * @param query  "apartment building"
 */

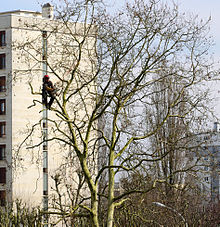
xmin=193 ymin=122 xmax=220 ymax=202
xmin=0 ymin=3 xmax=97 ymax=210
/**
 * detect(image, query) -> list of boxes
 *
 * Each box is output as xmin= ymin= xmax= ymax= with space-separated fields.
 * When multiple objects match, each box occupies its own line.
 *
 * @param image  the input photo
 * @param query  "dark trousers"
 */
xmin=42 ymin=91 xmax=55 ymax=109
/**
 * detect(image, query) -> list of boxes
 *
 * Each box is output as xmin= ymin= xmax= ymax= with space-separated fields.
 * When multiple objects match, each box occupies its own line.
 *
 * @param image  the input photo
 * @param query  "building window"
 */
xmin=0 ymin=145 xmax=5 ymax=160
xmin=0 ymin=54 xmax=6 ymax=69
xmin=0 ymin=31 xmax=6 ymax=47
xmin=0 ymin=191 xmax=6 ymax=206
xmin=0 ymin=122 xmax=6 ymax=137
xmin=204 ymin=177 xmax=209 ymax=182
xmin=0 ymin=100 xmax=5 ymax=115
xmin=0 ymin=168 xmax=6 ymax=183
xmin=0 ymin=77 xmax=6 ymax=92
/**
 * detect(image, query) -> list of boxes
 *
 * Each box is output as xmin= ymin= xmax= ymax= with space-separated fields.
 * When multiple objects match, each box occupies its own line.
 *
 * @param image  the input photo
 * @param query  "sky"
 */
xmin=178 ymin=0 xmax=220 ymax=58
xmin=1 ymin=0 xmax=220 ymax=121
xmin=1 ymin=0 xmax=219 ymax=59
xmin=1 ymin=0 xmax=219 ymax=56
xmin=0 ymin=0 xmax=41 ymax=12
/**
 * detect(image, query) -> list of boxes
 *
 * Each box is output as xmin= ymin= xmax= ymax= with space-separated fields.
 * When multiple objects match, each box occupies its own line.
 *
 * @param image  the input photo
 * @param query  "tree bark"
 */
xmin=107 ymin=150 xmax=115 ymax=227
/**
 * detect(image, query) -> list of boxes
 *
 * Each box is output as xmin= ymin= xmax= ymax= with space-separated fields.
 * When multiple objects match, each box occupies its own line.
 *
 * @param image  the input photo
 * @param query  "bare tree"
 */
xmin=144 ymin=59 xmax=211 ymax=198
xmin=12 ymin=0 xmax=217 ymax=226
xmin=0 ymin=200 xmax=43 ymax=227
xmin=114 ymin=174 xmax=220 ymax=227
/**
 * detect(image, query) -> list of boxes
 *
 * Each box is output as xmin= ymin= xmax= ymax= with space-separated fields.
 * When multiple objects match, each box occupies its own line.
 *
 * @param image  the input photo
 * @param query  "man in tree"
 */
xmin=42 ymin=75 xmax=55 ymax=110
xmin=16 ymin=0 xmax=216 ymax=225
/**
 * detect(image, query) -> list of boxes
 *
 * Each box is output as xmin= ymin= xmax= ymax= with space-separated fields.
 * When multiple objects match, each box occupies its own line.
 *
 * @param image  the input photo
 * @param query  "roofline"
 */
xmin=0 ymin=10 xmax=41 ymax=16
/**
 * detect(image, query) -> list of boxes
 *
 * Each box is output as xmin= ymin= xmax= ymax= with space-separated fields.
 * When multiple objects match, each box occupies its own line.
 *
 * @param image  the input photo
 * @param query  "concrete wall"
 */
xmin=0 ymin=12 xmax=98 ymax=208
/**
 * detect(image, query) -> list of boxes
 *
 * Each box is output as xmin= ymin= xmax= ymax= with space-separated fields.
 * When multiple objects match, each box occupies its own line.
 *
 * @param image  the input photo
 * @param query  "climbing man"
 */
xmin=42 ymin=75 xmax=55 ymax=110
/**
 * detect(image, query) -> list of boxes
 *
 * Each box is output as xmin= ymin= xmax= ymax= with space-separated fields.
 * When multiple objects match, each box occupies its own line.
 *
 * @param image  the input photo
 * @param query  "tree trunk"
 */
xmin=81 ymin=158 xmax=99 ymax=227
xmin=107 ymin=151 xmax=115 ymax=227
xmin=91 ymin=193 xmax=99 ymax=227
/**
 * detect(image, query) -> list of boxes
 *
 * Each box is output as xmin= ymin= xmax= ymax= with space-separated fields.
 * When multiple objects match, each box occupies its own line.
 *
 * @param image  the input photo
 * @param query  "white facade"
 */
xmin=0 ymin=5 xmax=97 ymax=210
